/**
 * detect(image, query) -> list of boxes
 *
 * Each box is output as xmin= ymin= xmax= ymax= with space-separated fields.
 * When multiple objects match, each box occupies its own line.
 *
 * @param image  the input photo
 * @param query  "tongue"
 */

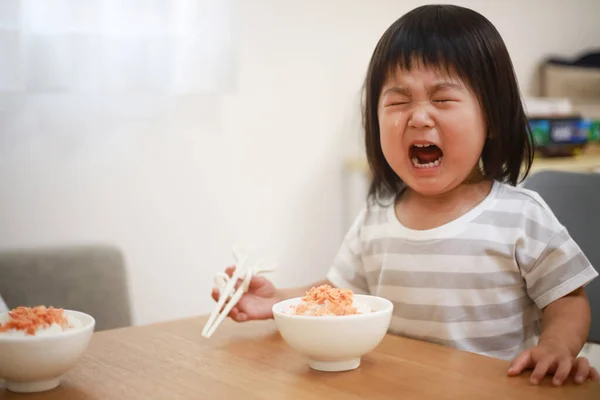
xmin=414 ymin=146 xmax=442 ymax=163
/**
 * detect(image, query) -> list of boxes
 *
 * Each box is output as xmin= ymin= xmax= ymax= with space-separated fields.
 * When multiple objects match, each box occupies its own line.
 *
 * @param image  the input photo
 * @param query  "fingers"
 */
xmin=211 ymin=287 xmax=240 ymax=319
xmin=211 ymin=287 xmax=219 ymax=301
xmin=509 ymin=349 xmax=599 ymax=386
xmin=211 ymin=287 xmax=233 ymax=303
xmin=229 ymin=307 xmax=246 ymax=322
xmin=234 ymin=312 xmax=248 ymax=322
xmin=210 ymin=265 xmax=261 ymax=324
xmin=590 ymin=367 xmax=600 ymax=382
xmin=224 ymin=265 xmax=252 ymax=291
xmin=530 ymin=356 xmax=556 ymax=385
xmin=551 ymin=357 xmax=573 ymax=386
xmin=248 ymin=274 xmax=268 ymax=290
xmin=507 ymin=350 xmax=533 ymax=376
xmin=225 ymin=265 xmax=236 ymax=277
xmin=573 ymin=358 xmax=600 ymax=383
xmin=573 ymin=357 xmax=590 ymax=384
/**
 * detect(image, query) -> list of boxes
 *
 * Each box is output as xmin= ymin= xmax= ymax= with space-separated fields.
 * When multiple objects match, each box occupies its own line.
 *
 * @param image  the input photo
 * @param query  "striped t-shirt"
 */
xmin=327 ymin=180 xmax=598 ymax=360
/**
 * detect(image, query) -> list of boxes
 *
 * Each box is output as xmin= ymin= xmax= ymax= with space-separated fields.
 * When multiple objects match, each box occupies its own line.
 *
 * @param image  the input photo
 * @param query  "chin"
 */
xmin=405 ymin=180 xmax=454 ymax=197
xmin=395 ymin=156 xmax=479 ymax=196
xmin=394 ymin=166 xmax=460 ymax=197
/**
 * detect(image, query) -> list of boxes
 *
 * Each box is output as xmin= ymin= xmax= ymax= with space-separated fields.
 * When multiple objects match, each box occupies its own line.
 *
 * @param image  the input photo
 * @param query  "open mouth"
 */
xmin=409 ymin=143 xmax=443 ymax=169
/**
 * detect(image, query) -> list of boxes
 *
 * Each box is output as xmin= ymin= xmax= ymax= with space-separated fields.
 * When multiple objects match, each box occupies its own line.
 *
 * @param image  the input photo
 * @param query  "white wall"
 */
xmin=1 ymin=0 xmax=599 ymax=326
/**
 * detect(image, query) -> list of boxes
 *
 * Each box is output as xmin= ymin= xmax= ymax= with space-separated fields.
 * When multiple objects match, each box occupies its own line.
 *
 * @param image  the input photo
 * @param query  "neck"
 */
xmin=406 ymin=163 xmax=489 ymax=208
xmin=405 ymin=179 xmax=492 ymax=208
xmin=395 ymin=179 xmax=494 ymax=231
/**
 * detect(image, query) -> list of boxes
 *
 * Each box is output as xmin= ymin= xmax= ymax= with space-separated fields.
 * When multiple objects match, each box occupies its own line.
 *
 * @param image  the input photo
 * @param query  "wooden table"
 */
xmin=1 ymin=316 xmax=599 ymax=399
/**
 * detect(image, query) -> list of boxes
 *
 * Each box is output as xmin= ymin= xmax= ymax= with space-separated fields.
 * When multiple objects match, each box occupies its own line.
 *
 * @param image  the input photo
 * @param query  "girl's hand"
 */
xmin=211 ymin=265 xmax=280 ymax=322
xmin=507 ymin=341 xmax=600 ymax=386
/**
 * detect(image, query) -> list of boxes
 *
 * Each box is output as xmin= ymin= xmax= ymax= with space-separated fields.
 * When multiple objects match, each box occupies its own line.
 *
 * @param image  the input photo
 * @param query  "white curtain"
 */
xmin=0 ymin=0 xmax=236 ymax=93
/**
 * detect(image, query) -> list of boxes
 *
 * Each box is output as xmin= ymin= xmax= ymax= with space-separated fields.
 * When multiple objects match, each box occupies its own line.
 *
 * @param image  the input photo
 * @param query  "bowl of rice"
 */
xmin=272 ymin=284 xmax=393 ymax=372
xmin=0 ymin=305 xmax=95 ymax=393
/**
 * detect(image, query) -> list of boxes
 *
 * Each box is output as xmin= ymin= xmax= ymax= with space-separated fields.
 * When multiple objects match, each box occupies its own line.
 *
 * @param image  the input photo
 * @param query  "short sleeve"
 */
xmin=0 ymin=294 xmax=8 ymax=313
xmin=326 ymin=208 xmax=370 ymax=294
xmin=520 ymin=227 xmax=598 ymax=309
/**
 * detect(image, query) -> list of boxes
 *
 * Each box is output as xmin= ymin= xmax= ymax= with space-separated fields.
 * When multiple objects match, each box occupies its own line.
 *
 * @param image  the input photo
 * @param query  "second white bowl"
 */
xmin=0 ymin=310 xmax=95 ymax=393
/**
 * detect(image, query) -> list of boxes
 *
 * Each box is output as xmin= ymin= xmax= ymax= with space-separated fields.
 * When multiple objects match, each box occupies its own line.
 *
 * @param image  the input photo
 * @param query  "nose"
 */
xmin=408 ymin=104 xmax=435 ymax=129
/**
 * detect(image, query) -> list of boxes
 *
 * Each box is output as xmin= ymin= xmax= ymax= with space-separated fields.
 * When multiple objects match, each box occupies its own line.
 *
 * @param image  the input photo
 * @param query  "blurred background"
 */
xmin=0 ymin=0 xmax=599 ymax=328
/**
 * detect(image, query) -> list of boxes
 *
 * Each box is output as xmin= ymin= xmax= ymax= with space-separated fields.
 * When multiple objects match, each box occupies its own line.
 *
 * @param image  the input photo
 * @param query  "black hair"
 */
xmin=363 ymin=4 xmax=534 ymax=202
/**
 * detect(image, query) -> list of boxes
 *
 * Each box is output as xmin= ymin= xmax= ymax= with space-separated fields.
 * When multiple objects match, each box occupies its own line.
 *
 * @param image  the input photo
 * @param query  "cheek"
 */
xmin=443 ymin=107 xmax=486 ymax=152
xmin=468 ymin=115 xmax=487 ymax=151
xmin=378 ymin=113 xmax=406 ymax=158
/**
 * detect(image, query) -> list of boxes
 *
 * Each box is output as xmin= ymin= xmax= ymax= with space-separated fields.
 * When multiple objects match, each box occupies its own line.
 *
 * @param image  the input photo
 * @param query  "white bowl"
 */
xmin=272 ymin=294 xmax=393 ymax=372
xmin=0 ymin=310 xmax=95 ymax=393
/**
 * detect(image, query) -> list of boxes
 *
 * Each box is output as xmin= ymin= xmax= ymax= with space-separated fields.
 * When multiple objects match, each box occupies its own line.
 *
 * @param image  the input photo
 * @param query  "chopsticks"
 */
xmin=202 ymin=245 xmax=276 ymax=339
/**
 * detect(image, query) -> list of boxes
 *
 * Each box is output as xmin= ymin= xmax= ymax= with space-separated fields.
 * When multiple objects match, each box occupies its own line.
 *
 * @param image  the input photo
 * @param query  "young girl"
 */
xmin=212 ymin=4 xmax=599 ymax=386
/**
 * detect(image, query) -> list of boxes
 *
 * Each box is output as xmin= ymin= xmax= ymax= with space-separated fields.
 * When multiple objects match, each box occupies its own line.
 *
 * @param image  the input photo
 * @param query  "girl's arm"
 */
xmin=508 ymin=287 xmax=600 ymax=385
xmin=538 ymin=287 xmax=590 ymax=356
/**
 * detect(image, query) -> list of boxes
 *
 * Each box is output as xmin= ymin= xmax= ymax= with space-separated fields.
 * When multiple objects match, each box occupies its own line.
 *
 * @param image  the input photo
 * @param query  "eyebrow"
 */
xmin=431 ymin=82 xmax=463 ymax=92
xmin=382 ymin=82 xmax=463 ymax=97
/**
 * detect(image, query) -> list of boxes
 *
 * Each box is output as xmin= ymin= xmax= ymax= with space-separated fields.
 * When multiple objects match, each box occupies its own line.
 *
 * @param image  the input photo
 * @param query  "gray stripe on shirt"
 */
xmin=528 ymin=251 xmax=592 ymax=301
xmin=392 ymin=318 xmax=541 ymax=354
xmin=516 ymin=228 xmax=571 ymax=274
xmin=472 ymin=210 xmax=556 ymax=244
xmin=364 ymin=238 xmax=514 ymax=259
xmin=390 ymin=296 xmax=534 ymax=322
xmin=366 ymin=270 xmax=524 ymax=290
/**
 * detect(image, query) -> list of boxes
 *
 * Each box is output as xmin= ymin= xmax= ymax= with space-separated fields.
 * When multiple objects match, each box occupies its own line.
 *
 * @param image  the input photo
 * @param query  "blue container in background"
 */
xmin=528 ymin=116 xmax=590 ymax=157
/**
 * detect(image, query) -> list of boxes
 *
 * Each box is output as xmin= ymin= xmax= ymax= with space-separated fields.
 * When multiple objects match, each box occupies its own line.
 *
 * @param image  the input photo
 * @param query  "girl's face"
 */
xmin=378 ymin=64 xmax=487 ymax=197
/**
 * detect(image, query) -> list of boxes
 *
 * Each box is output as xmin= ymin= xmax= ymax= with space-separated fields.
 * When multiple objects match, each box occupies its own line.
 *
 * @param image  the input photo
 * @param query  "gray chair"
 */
xmin=523 ymin=170 xmax=600 ymax=343
xmin=0 ymin=244 xmax=132 ymax=331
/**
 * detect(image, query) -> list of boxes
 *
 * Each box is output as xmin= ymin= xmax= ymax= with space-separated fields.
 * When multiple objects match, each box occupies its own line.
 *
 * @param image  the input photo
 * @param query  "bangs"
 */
xmin=382 ymin=30 xmax=465 ymax=85
xmin=370 ymin=5 xmax=494 ymax=96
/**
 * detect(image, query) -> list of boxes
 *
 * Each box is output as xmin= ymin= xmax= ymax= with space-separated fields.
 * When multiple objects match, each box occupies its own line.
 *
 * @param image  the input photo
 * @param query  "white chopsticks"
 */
xmin=202 ymin=245 xmax=276 ymax=339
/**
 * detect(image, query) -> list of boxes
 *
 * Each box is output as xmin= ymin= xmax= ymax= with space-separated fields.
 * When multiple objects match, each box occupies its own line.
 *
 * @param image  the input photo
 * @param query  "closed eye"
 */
xmin=386 ymin=102 xmax=409 ymax=107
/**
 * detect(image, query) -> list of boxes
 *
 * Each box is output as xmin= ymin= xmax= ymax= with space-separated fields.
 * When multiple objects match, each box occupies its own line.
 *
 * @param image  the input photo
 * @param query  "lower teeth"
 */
xmin=412 ymin=157 xmax=442 ymax=169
